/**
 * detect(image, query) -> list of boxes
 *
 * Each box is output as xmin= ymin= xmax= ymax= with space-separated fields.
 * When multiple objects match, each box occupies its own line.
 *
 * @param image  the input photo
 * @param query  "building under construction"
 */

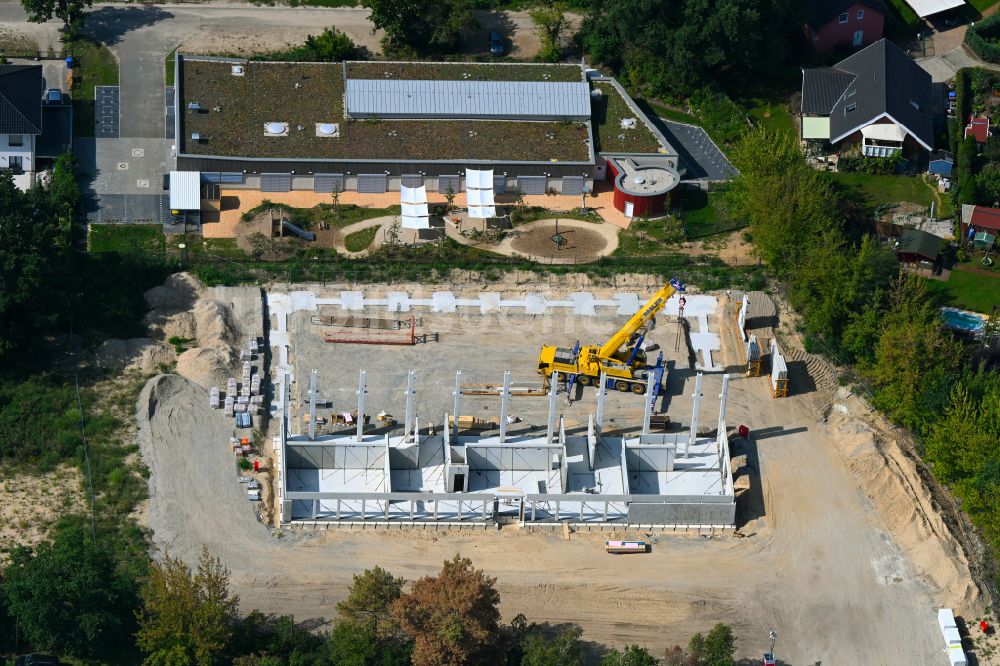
xmin=274 ymin=368 xmax=737 ymax=528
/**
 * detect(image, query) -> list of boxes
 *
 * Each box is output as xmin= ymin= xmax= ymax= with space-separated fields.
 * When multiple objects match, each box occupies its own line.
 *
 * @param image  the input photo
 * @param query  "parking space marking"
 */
xmin=117 ymin=162 xmax=129 ymax=170
xmin=137 ymin=179 xmax=149 ymax=188
xmin=132 ymin=148 xmax=144 ymax=157
xmin=95 ymin=85 xmax=120 ymax=139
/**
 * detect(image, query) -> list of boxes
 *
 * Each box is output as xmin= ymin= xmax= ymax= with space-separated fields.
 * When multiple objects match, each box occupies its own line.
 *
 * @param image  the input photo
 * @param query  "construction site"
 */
xmin=125 ymin=271 xmax=988 ymax=664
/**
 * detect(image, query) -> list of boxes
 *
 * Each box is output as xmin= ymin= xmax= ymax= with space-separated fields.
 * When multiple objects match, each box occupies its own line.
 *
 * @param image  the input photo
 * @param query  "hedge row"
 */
xmin=966 ymin=14 xmax=1000 ymax=63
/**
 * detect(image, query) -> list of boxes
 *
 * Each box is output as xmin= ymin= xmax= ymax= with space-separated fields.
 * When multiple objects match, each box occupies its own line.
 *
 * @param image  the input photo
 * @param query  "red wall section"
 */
xmin=809 ymin=4 xmax=884 ymax=52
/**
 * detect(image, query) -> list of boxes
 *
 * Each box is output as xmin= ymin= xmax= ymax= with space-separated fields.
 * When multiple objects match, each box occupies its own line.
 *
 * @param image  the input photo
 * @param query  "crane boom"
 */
xmin=597 ymin=278 xmax=684 ymax=358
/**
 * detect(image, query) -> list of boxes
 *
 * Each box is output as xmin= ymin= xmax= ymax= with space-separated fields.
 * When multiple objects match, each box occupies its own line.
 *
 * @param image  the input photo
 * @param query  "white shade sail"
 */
xmin=861 ymin=123 xmax=906 ymax=143
xmin=400 ymin=184 xmax=430 ymax=228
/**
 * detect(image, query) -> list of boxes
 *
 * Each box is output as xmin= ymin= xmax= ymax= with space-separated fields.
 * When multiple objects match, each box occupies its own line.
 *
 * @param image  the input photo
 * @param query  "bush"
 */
xmin=837 ymin=153 xmax=903 ymax=175
xmin=966 ymin=14 xmax=1000 ymax=64
xmin=688 ymin=87 xmax=747 ymax=145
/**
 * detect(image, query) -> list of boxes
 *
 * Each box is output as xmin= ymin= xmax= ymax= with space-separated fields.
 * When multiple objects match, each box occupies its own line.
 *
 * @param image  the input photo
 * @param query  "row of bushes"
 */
xmin=837 ymin=153 xmax=903 ymax=175
xmin=966 ymin=14 xmax=1000 ymax=64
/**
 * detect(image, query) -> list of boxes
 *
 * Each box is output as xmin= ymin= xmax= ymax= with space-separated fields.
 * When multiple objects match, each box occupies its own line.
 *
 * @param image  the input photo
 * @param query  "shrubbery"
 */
xmin=966 ymin=14 xmax=1000 ymax=64
xmin=837 ymin=153 xmax=903 ymax=175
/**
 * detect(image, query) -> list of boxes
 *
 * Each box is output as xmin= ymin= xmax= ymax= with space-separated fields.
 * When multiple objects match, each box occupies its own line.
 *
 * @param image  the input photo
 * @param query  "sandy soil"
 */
xmin=510 ymin=223 xmax=608 ymax=261
xmin=132 ymin=274 xmax=989 ymax=663
xmin=0 ymin=466 xmax=84 ymax=562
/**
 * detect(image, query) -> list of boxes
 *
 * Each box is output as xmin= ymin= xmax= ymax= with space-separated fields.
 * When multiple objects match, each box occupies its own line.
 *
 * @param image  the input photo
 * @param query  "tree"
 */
xmin=304 ymin=27 xmax=356 ymax=61
xmin=362 ymin=0 xmax=476 ymax=55
xmin=687 ymin=623 xmax=736 ymax=666
xmin=2 ymin=520 xmax=137 ymax=659
xmin=391 ymin=554 xmax=503 ymax=666
xmin=327 ymin=620 xmax=413 ymax=666
xmin=530 ymin=4 xmax=567 ymax=62
xmin=136 ymin=547 xmax=239 ymax=666
xmin=600 ymin=644 xmax=659 ymax=666
xmin=977 ymin=163 xmax=1000 ymax=206
xmin=520 ymin=626 xmax=586 ymax=666
xmin=21 ymin=0 xmax=91 ymax=34
xmin=0 ymin=170 xmax=66 ymax=358
xmin=579 ymin=0 xmax=801 ymax=97
xmin=337 ymin=566 xmax=405 ymax=637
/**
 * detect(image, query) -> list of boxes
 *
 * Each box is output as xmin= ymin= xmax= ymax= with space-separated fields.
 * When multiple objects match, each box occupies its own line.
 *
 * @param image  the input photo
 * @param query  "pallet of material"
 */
xmin=605 ymin=540 xmax=648 ymax=554
xmin=224 ymin=396 xmax=235 ymax=416
xmin=303 ymin=414 xmax=328 ymax=425
xmin=249 ymin=338 xmax=259 ymax=353
xmin=209 ymin=387 xmax=220 ymax=409
xmin=227 ymin=378 xmax=238 ymax=394
xmin=448 ymin=415 xmax=498 ymax=430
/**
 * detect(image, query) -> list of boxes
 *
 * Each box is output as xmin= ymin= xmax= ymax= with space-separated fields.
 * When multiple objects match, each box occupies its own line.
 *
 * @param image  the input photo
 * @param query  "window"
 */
xmin=847 ymin=88 xmax=856 ymax=98
xmin=845 ymin=103 xmax=857 ymax=114
xmin=839 ymin=12 xmax=849 ymax=23
xmin=8 ymin=156 xmax=22 ymax=173
xmin=8 ymin=134 xmax=22 ymax=146
xmin=857 ymin=8 xmax=865 ymax=19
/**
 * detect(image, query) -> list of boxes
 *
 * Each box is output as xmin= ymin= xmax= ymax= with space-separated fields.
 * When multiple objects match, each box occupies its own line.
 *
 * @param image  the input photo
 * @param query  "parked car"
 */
xmin=15 ymin=655 xmax=62 ymax=666
xmin=489 ymin=31 xmax=504 ymax=56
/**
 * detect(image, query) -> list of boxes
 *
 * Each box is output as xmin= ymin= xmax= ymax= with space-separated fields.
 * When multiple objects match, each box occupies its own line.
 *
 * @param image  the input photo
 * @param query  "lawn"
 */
xmin=165 ymin=48 xmax=176 ymax=86
xmin=679 ymin=188 xmax=740 ymax=239
xmin=66 ymin=37 xmax=119 ymax=138
xmin=89 ymin=224 xmax=165 ymax=254
xmin=927 ymin=268 xmax=1000 ymax=313
xmin=591 ymin=82 xmax=664 ymax=154
xmin=344 ymin=226 xmax=379 ymax=252
xmin=744 ymin=100 xmax=795 ymax=140
xmin=614 ymin=216 xmax=685 ymax=256
xmin=241 ymin=202 xmax=401 ymax=230
xmin=969 ymin=0 xmax=999 ymax=13
xmin=829 ymin=173 xmax=937 ymax=210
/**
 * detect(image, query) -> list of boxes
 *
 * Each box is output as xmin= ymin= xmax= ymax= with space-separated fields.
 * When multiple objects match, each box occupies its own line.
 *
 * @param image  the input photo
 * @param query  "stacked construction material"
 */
xmin=224 ymin=395 xmax=235 ymax=416
xmin=209 ymin=386 xmax=220 ymax=409
xmin=227 ymin=377 xmax=238 ymax=396
xmin=938 ymin=609 xmax=968 ymax=666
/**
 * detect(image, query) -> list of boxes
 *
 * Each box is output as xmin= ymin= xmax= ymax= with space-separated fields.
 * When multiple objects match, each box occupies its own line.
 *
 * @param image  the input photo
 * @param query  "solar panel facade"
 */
xmin=345 ymin=79 xmax=591 ymax=121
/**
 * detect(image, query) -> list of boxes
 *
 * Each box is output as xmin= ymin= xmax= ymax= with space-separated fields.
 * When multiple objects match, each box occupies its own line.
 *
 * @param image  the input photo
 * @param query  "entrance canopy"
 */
xmin=861 ymin=123 xmax=906 ymax=143
xmin=169 ymin=171 xmax=200 ymax=210
xmin=902 ymin=0 xmax=964 ymax=18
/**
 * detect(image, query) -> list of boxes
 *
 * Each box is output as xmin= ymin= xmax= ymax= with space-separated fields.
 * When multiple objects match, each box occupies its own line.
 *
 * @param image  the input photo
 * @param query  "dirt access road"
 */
xmin=134 ymin=279 xmax=968 ymax=664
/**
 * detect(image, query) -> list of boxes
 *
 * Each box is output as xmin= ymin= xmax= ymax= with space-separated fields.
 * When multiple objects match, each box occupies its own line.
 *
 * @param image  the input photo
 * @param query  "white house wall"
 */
xmin=0 ymin=133 xmax=35 ymax=190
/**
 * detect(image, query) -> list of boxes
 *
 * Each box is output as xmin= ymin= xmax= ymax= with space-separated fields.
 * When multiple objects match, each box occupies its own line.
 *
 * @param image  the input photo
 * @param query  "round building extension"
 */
xmin=606 ymin=156 xmax=681 ymax=219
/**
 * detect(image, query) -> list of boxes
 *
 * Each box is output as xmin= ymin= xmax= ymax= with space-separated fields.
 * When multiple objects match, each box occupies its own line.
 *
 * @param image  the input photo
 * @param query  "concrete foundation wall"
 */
xmin=627 ymin=501 xmax=735 ymax=525
xmin=465 ymin=444 xmax=556 ymax=471
xmin=287 ymin=443 xmax=386 ymax=470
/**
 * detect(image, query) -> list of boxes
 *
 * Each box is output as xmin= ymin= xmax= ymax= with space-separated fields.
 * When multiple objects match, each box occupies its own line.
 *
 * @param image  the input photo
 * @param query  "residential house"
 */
xmin=961 ymin=204 xmax=1000 ymax=240
xmin=896 ymin=227 xmax=941 ymax=264
xmin=801 ymin=39 xmax=933 ymax=158
xmin=964 ymin=117 xmax=991 ymax=145
xmin=0 ymin=64 xmax=43 ymax=190
xmin=804 ymin=0 xmax=887 ymax=52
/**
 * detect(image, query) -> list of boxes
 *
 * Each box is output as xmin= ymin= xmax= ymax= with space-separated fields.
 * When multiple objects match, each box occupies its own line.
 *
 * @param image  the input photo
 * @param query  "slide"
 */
xmin=281 ymin=219 xmax=316 ymax=241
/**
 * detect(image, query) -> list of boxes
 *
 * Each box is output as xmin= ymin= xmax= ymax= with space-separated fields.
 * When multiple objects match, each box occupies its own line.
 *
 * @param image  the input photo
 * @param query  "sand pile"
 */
xmin=192 ymin=298 xmax=240 ymax=351
xmin=95 ymin=338 xmax=174 ymax=374
xmin=175 ymin=347 xmax=235 ymax=390
xmin=824 ymin=392 xmax=982 ymax=613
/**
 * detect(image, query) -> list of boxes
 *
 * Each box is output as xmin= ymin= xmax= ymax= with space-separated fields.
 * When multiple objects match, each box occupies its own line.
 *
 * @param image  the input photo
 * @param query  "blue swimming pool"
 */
xmin=941 ymin=308 xmax=985 ymax=332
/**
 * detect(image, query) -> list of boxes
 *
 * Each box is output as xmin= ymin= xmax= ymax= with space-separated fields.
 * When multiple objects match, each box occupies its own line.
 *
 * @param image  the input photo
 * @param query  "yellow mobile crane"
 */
xmin=536 ymin=278 xmax=685 ymax=394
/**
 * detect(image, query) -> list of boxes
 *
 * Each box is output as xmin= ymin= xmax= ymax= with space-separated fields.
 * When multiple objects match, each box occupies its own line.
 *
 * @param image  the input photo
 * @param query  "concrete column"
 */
xmin=717 ymin=373 xmax=730 ymax=435
xmin=404 ymin=370 xmax=415 ymax=442
xmin=309 ymin=369 xmax=317 ymax=441
xmin=499 ymin=370 xmax=511 ymax=443
xmin=595 ymin=370 xmax=608 ymax=429
xmin=453 ymin=369 xmax=462 ymax=439
xmin=686 ymin=372 xmax=703 ymax=458
xmin=641 ymin=373 xmax=656 ymax=435
xmin=546 ymin=375 xmax=558 ymax=444
xmin=356 ymin=369 xmax=366 ymax=442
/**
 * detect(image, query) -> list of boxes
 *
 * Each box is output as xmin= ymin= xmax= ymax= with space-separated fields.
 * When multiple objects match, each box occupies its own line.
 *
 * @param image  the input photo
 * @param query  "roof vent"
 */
xmin=188 ymin=102 xmax=202 ymax=112
xmin=633 ymin=176 xmax=646 ymax=185
xmin=191 ymin=132 xmax=202 ymax=142
xmin=264 ymin=122 xmax=289 ymax=136
xmin=621 ymin=118 xmax=637 ymax=129
xmin=316 ymin=123 xmax=340 ymax=137
xmin=231 ymin=65 xmax=245 ymax=76
xmin=590 ymin=89 xmax=604 ymax=98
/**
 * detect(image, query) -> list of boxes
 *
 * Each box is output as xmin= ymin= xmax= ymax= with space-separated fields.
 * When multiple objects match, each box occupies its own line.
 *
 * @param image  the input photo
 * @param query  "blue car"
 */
xmin=490 ymin=32 xmax=504 ymax=56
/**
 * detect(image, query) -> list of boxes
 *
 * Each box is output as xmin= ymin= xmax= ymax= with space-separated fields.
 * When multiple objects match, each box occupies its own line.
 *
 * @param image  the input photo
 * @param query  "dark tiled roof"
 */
xmin=0 ymin=65 xmax=43 ymax=135
xmin=800 ymin=39 xmax=933 ymax=150
xmin=897 ymin=227 xmax=940 ymax=260
xmin=804 ymin=0 xmax=889 ymax=28
xmin=801 ymin=69 xmax=856 ymax=114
